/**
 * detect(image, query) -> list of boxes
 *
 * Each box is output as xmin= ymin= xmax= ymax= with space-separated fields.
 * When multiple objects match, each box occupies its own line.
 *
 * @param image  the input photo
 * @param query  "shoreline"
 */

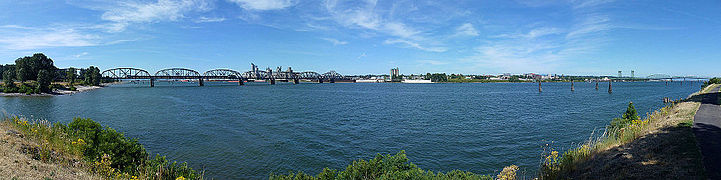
xmin=0 ymin=83 xmax=117 ymax=97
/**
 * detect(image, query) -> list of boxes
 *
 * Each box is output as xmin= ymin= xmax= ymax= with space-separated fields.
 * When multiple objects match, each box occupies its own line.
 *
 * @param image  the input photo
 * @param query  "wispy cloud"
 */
xmin=227 ymin=0 xmax=293 ymax=11
xmin=194 ymin=16 xmax=226 ymax=23
xmin=417 ymin=60 xmax=448 ymax=65
xmin=384 ymin=39 xmax=447 ymax=52
xmin=74 ymin=52 xmax=89 ymax=58
xmin=454 ymin=23 xmax=479 ymax=37
xmin=0 ymin=26 xmax=100 ymax=50
xmin=85 ymin=0 xmax=212 ymax=31
xmin=463 ymin=1 xmax=614 ymax=73
xmin=320 ymin=38 xmax=348 ymax=45
xmin=323 ymin=0 xmax=443 ymax=51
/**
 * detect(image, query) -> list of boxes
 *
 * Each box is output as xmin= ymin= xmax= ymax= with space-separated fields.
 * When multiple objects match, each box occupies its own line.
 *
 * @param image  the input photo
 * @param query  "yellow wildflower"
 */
xmin=176 ymin=176 xmax=186 ymax=180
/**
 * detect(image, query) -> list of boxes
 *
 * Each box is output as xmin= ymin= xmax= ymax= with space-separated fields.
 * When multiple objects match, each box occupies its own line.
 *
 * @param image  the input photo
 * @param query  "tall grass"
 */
xmin=2 ymin=115 xmax=203 ymax=180
xmin=539 ymin=100 xmax=685 ymax=179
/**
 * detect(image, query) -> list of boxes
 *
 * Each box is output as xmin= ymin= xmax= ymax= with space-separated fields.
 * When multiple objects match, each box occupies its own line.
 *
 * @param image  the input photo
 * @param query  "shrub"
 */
xmin=6 ymin=117 xmax=203 ymax=179
xmin=18 ymin=84 xmax=33 ymax=93
xmin=609 ymin=102 xmax=639 ymax=130
xmin=270 ymin=151 xmax=493 ymax=180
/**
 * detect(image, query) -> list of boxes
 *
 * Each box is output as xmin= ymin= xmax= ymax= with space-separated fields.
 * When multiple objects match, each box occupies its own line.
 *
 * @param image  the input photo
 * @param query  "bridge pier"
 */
xmin=270 ymin=79 xmax=276 ymax=85
xmin=293 ymin=78 xmax=299 ymax=84
xmin=330 ymin=79 xmax=335 ymax=83
xmin=150 ymin=78 xmax=155 ymax=87
xmin=199 ymin=78 xmax=204 ymax=86
xmin=538 ymin=81 xmax=542 ymax=92
xmin=571 ymin=80 xmax=575 ymax=91
xmin=318 ymin=78 xmax=323 ymax=83
xmin=595 ymin=81 xmax=599 ymax=90
xmin=239 ymin=79 xmax=244 ymax=86
xmin=608 ymin=80 xmax=612 ymax=93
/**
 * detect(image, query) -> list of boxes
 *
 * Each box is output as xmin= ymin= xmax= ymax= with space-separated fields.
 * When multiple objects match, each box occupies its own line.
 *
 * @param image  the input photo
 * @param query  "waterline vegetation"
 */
xmin=1 ymin=53 xmax=103 ymax=95
xmin=539 ymin=88 xmax=710 ymax=179
xmin=1 ymin=115 xmax=203 ymax=179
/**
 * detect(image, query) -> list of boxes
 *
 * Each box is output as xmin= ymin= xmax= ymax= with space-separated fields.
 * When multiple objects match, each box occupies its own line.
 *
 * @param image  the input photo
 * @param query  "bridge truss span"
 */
xmin=203 ymin=69 xmax=243 ymax=79
xmin=101 ymin=68 xmax=151 ymax=79
xmin=101 ymin=64 xmax=351 ymax=87
xmin=155 ymin=68 xmax=201 ymax=77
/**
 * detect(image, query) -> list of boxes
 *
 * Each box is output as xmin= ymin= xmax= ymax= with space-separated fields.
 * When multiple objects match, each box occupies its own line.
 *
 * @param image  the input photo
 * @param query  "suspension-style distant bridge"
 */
xmin=101 ymin=64 xmax=351 ymax=87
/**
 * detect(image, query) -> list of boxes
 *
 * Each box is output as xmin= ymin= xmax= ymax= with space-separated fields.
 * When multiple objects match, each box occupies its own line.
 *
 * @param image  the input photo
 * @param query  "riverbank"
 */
xmin=0 ymin=116 xmax=203 ymax=179
xmin=541 ymin=84 xmax=719 ymax=179
xmin=0 ymin=85 xmax=103 ymax=97
xmin=0 ymin=120 xmax=102 ymax=179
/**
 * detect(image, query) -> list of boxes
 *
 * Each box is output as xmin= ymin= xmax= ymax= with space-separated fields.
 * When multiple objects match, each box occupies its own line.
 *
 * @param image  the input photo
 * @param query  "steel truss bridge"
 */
xmin=101 ymin=64 xmax=351 ymax=87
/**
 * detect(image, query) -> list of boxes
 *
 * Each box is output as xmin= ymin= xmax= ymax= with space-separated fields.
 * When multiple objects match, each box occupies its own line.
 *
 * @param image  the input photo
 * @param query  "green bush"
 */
xmin=69 ymin=86 xmax=77 ymax=91
xmin=270 ymin=151 xmax=492 ymax=180
xmin=67 ymin=118 xmax=148 ymax=173
xmin=3 ymin=87 xmax=18 ymax=93
xmin=18 ymin=84 xmax=34 ymax=94
xmin=709 ymin=77 xmax=721 ymax=84
xmin=64 ymin=118 xmax=201 ymax=179
xmin=609 ymin=102 xmax=639 ymax=130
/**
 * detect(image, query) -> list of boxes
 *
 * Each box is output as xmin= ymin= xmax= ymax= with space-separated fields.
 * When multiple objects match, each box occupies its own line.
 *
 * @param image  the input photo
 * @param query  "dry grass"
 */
xmin=0 ymin=121 xmax=102 ymax=180
xmin=542 ymin=89 xmax=710 ymax=179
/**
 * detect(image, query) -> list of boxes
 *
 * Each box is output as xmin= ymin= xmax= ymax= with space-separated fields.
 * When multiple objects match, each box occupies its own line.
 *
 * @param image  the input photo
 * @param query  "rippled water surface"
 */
xmin=0 ymin=81 xmax=701 ymax=179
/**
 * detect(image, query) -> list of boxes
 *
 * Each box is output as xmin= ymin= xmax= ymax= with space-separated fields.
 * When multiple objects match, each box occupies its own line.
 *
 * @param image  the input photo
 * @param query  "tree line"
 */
xmin=1 ymin=53 xmax=102 ymax=94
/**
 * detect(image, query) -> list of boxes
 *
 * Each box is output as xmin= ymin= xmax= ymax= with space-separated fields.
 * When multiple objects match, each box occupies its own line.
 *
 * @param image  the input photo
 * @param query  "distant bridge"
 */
xmin=101 ymin=64 xmax=352 ymax=87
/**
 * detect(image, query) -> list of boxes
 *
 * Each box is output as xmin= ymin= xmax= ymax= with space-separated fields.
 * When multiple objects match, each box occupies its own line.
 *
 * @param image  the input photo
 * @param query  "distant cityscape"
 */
xmin=346 ymin=68 xmax=686 ymax=83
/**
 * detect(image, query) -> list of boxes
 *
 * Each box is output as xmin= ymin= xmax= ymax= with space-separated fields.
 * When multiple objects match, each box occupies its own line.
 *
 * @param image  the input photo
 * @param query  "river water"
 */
xmin=0 ymin=81 xmax=701 ymax=179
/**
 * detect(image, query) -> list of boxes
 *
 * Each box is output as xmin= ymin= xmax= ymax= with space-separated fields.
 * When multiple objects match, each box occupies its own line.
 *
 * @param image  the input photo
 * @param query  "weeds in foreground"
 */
xmin=3 ymin=115 xmax=204 ymax=180
xmin=271 ymin=150 xmax=504 ymax=180
xmin=539 ymin=100 xmax=687 ymax=179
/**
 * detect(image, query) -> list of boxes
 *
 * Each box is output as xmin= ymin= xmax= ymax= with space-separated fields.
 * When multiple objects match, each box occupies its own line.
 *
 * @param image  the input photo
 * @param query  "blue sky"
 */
xmin=0 ymin=0 xmax=719 ymax=76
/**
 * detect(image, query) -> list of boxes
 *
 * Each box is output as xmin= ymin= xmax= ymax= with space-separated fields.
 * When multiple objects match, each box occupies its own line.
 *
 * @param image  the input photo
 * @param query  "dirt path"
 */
xmin=693 ymin=85 xmax=721 ymax=179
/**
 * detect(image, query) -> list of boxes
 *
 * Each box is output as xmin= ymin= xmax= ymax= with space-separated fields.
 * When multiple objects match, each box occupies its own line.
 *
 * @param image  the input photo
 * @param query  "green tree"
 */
xmin=14 ymin=53 xmax=56 ymax=82
xmin=3 ymin=70 xmax=17 ymax=92
xmin=91 ymin=67 xmax=101 ymax=86
xmin=15 ymin=60 xmax=29 ymax=82
xmin=66 ymin=67 xmax=77 ymax=84
xmin=622 ymin=102 xmax=640 ymax=120
xmin=37 ymin=69 xmax=52 ymax=93
xmin=83 ymin=66 xmax=94 ymax=85
xmin=610 ymin=102 xmax=640 ymax=130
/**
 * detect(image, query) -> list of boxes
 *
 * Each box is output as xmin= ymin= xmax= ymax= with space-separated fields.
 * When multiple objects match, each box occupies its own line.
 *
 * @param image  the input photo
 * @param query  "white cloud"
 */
xmin=320 ymin=38 xmax=348 ymax=45
xmin=194 ymin=16 xmax=226 ymax=23
xmin=357 ymin=52 xmax=367 ymax=60
xmin=566 ymin=15 xmax=611 ymax=39
xmin=95 ymin=0 xmax=212 ymax=31
xmin=417 ymin=60 xmax=448 ymax=65
xmin=571 ymin=0 xmax=615 ymax=9
xmin=228 ymin=0 xmax=293 ymax=10
xmin=384 ymin=39 xmax=447 ymax=52
xmin=74 ymin=52 xmax=89 ymax=58
xmin=0 ymin=26 xmax=99 ymax=50
xmin=493 ymin=27 xmax=563 ymax=39
xmin=323 ymin=0 xmax=445 ymax=52
xmin=383 ymin=22 xmax=419 ymax=38
xmin=455 ymin=23 xmax=479 ymax=37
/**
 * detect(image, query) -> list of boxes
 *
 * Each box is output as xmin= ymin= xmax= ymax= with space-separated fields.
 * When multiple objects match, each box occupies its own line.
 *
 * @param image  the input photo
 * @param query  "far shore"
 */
xmin=0 ymin=83 xmax=117 ymax=97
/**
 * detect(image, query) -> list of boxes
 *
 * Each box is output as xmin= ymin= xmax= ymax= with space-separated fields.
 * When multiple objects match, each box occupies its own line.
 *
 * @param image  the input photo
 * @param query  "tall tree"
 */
xmin=66 ymin=67 xmax=77 ymax=84
xmin=91 ymin=67 xmax=101 ymax=86
xmin=37 ymin=69 xmax=52 ymax=93
xmin=3 ymin=70 xmax=15 ymax=88
xmin=14 ymin=53 xmax=56 ymax=82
